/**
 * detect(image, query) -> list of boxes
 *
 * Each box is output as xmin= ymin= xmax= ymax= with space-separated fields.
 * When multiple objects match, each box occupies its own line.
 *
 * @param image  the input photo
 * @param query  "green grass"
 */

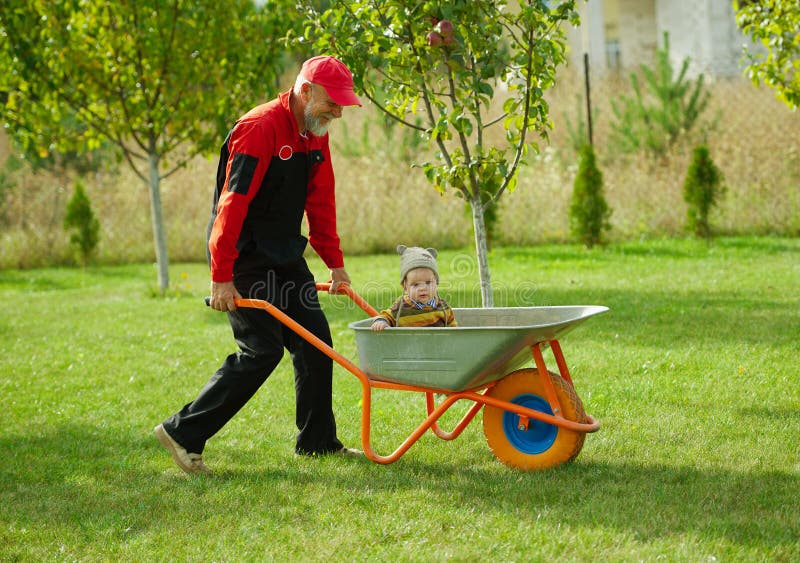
xmin=1 ymin=237 xmax=798 ymax=561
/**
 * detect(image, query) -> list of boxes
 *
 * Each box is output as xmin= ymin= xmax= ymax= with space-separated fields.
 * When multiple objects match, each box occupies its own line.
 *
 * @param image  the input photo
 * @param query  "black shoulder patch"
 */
xmin=228 ymin=152 xmax=259 ymax=195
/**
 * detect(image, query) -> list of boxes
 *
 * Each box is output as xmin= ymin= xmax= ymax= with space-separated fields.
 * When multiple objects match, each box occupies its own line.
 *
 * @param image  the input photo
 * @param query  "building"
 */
xmin=569 ymin=0 xmax=756 ymax=76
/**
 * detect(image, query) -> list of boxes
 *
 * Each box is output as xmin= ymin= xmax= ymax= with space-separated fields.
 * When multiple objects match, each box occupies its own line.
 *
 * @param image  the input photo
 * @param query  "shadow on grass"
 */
xmin=713 ymin=237 xmax=800 ymax=254
xmin=398 ymin=457 xmax=799 ymax=551
xmin=1 ymin=423 xmax=796 ymax=555
xmin=492 ymin=237 xmax=800 ymax=263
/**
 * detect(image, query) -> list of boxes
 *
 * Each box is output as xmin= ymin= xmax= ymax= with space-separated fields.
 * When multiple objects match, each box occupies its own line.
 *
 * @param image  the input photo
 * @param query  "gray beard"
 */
xmin=304 ymin=108 xmax=330 ymax=137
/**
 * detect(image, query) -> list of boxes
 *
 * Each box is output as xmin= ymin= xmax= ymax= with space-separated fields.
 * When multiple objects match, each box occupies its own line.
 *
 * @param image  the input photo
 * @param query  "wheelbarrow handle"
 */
xmin=203 ymin=282 xmax=379 ymax=317
xmin=315 ymin=282 xmax=379 ymax=316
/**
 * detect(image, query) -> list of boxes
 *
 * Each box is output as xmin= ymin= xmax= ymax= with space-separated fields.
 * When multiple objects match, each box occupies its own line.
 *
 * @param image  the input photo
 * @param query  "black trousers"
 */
xmin=162 ymin=259 xmax=343 ymax=455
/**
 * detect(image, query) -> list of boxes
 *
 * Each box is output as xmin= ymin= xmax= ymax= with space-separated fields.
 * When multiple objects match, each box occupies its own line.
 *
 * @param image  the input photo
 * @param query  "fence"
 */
xmin=1 ymin=52 xmax=798 ymax=269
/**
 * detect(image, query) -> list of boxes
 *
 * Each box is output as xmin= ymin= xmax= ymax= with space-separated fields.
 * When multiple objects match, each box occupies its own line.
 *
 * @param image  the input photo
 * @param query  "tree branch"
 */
xmin=470 ymin=54 xmax=485 ymax=152
xmin=492 ymin=17 xmax=537 ymax=205
xmin=404 ymin=26 xmax=445 ymax=151
xmin=402 ymin=20 xmax=467 ymax=198
xmin=443 ymin=48 xmax=477 ymax=200
xmin=484 ymin=112 xmax=509 ymax=128
xmin=362 ymin=91 xmax=427 ymax=131
xmin=161 ymin=156 xmax=192 ymax=180
xmin=119 ymin=144 xmax=149 ymax=184
xmin=148 ymin=1 xmax=179 ymax=114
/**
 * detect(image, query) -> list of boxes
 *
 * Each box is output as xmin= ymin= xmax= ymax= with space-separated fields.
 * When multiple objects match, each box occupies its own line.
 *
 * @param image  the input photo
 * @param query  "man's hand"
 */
xmin=210 ymin=281 xmax=242 ymax=312
xmin=329 ymin=267 xmax=351 ymax=294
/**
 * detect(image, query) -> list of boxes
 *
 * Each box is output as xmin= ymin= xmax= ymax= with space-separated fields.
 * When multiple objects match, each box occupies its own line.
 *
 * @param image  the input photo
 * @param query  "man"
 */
xmin=154 ymin=56 xmax=361 ymax=474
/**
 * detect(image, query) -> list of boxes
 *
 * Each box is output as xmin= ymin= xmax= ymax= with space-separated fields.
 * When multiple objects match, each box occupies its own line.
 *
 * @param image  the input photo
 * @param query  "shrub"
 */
xmin=683 ymin=145 xmax=724 ymax=240
xmin=570 ymin=144 xmax=611 ymax=247
xmin=63 ymin=181 xmax=100 ymax=265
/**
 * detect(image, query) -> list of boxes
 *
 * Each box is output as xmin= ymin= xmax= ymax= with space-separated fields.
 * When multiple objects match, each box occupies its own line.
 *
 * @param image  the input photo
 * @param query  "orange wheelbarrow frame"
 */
xmin=224 ymin=283 xmax=599 ymax=466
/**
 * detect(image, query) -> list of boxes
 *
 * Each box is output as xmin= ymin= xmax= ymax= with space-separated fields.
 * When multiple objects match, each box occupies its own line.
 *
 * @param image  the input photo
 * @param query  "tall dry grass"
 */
xmin=1 ymin=71 xmax=798 ymax=270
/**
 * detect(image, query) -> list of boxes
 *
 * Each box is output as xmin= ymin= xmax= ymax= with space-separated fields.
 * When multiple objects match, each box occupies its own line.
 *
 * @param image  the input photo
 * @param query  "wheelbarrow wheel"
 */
xmin=483 ymin=368 xmax=587 ymax=470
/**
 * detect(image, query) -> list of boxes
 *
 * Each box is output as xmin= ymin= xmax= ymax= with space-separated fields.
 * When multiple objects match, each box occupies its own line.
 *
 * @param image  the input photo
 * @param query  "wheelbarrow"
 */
xmin=220 ymin=283 xmax=608 ymax=470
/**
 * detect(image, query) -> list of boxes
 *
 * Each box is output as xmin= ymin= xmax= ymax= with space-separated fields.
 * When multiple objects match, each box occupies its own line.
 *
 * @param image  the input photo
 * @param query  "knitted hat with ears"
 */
xmin=397 ymin=245 xmax=439 ymax=283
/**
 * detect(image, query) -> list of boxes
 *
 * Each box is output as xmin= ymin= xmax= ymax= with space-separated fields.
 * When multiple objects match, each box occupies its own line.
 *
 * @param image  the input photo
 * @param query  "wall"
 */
xmin=569 ymin=0 xmax=755 ymax=77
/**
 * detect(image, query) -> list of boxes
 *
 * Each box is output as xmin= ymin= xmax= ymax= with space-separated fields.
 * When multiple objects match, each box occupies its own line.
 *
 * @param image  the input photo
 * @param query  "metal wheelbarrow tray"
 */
xmin=349 ymin=306 xmax=608 ymax=392
xmin=223 ymin=285 xmax=608 ymax=470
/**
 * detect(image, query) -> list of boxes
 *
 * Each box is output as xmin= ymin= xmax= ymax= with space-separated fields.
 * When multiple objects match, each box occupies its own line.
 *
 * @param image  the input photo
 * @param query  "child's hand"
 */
xmin=371 ymin=319 xmax=390 ymax=331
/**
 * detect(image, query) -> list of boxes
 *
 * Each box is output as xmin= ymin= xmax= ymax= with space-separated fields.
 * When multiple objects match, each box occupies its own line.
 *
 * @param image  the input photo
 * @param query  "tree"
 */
xmin=0 ymin=1 xmax=296 ymax=291
xmin=609 ymin=33 xmax=710 ymax=157
xmin=64 ymin=181 xmax=100 ymax=265
xmin=683 ymin=145 xmax=724 ymax=241
xmin=569 ymin=144 xmax=610 ymax=248
xmin=734 ymin=0 xmax=800 ymax=110
xmin=301 ymin=0 xmax=579 ymax=306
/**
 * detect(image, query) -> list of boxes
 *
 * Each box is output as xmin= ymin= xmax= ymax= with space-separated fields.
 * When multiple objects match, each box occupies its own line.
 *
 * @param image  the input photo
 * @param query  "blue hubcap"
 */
xmin=502 ymin=393 xmax=557 ymax=454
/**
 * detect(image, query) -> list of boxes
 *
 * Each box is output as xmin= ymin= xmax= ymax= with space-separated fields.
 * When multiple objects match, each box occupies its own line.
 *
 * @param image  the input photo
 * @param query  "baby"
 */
xmin=371 ymin=245 xmax=458 ymax=331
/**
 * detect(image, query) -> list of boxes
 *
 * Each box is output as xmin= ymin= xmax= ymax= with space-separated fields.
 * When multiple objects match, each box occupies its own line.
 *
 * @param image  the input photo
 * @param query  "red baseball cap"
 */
xmin=301 ymin=56 xmax=362 ymax=107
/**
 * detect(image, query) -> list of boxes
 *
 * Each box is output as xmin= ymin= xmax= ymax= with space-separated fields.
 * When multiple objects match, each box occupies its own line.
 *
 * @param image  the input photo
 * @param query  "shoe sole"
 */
xmin=154 ymin=424 xmax=203 ymax=474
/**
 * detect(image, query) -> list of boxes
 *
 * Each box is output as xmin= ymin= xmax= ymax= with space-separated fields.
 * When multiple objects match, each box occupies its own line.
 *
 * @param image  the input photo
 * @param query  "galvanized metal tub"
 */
xmin=348 ymin=306 xmax=609 ymax=392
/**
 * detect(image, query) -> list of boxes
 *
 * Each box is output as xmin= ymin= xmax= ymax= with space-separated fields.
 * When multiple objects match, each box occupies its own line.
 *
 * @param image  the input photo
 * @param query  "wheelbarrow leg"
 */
xmin=358 ymin=381 xmax=489 ymax=463
xmin=548 ymin=339 xmax=574 ymax=388
xmin=531 ymin=344 xmax=564 ymax=417
xmin=426 ymin=392 xmax=486 ymax=441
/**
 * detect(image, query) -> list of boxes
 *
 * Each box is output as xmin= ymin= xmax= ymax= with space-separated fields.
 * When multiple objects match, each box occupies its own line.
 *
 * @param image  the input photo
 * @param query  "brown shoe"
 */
xmin=154 ymin=424 xmax=212 ymax=475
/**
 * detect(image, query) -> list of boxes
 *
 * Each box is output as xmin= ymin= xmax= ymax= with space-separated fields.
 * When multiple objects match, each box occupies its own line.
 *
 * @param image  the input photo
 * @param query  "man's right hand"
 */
xmin=210 ymin=281 xmax=242 ymax=312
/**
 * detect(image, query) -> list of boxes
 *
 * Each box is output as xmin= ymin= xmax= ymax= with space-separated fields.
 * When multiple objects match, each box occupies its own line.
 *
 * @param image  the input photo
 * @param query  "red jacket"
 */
xmin=207 ymin=90 xmax=343 ymax=282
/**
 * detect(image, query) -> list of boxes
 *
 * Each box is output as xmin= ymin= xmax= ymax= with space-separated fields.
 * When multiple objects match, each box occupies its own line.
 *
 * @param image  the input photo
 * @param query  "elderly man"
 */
xmin=155 ymin=56 xmax=361 ymax=474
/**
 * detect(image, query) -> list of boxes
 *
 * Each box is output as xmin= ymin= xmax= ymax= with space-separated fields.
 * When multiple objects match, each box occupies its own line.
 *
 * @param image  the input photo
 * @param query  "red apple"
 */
xmin=436 ymin=19 xmax=454 ymax=38
xmin=426 ymin=31 xmax=443 ymax=46
xmin=442 ymin=34 xmax=454 ymax=45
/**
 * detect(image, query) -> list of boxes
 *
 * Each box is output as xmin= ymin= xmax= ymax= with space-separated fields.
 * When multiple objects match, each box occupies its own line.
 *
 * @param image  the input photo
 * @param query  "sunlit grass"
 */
xmin=1 ymin=237 xmax=798 ymax=560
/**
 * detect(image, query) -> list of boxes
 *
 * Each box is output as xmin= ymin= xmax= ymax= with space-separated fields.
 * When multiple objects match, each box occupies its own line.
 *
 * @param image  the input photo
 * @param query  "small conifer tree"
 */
xmin=570 ymin=145 xmax=611 ymax=248
xmin=683 ymin=145 xmax=724 ymax=240
xmin=610 ymin=32 xmax=710 ymax=156
xmin=63 ymin=181 xmax=100 ymax=265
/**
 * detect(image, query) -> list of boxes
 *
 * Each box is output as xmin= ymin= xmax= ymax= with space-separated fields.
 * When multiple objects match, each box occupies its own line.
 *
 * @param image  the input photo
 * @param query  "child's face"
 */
xmin=403 ymin=267 xmax=438 ymax=303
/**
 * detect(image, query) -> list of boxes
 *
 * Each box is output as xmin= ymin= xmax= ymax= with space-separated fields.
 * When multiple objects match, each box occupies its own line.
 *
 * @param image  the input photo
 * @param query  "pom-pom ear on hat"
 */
xmin=397 ymin=244 xmax=439 ymax=283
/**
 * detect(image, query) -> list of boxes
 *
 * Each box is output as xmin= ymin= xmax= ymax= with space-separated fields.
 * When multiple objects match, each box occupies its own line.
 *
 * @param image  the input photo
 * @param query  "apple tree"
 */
xmin=301 ymin=0 xmax=579 ymax=306
xmin=735 ymin=0 xmax=800 ymax=110
xmin=0 ymin=0 xmax=296 ymax=291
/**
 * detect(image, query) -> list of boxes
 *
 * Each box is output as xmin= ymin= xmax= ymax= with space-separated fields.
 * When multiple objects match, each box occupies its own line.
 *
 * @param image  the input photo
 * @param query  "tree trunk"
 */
xmin=470 ymin=198 xmax=493 ymax=307
xmin=146 ymin=146 xmax=170 ymax=292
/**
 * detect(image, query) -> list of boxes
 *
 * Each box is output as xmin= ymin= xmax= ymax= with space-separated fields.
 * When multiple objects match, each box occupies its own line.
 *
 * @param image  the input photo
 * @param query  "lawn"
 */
xmin=1 ymin=237 xmax=798 ymax=561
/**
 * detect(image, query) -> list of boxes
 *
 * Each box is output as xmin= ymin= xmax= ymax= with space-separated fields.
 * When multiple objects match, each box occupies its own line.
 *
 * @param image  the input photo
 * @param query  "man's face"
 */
xmin=304 ymin=84 xmax=343 ymax=136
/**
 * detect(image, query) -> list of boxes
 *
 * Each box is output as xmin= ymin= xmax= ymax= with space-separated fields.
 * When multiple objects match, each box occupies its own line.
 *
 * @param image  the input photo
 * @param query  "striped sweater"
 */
xmin=376 ymin=295 xmax=458 ymax=328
